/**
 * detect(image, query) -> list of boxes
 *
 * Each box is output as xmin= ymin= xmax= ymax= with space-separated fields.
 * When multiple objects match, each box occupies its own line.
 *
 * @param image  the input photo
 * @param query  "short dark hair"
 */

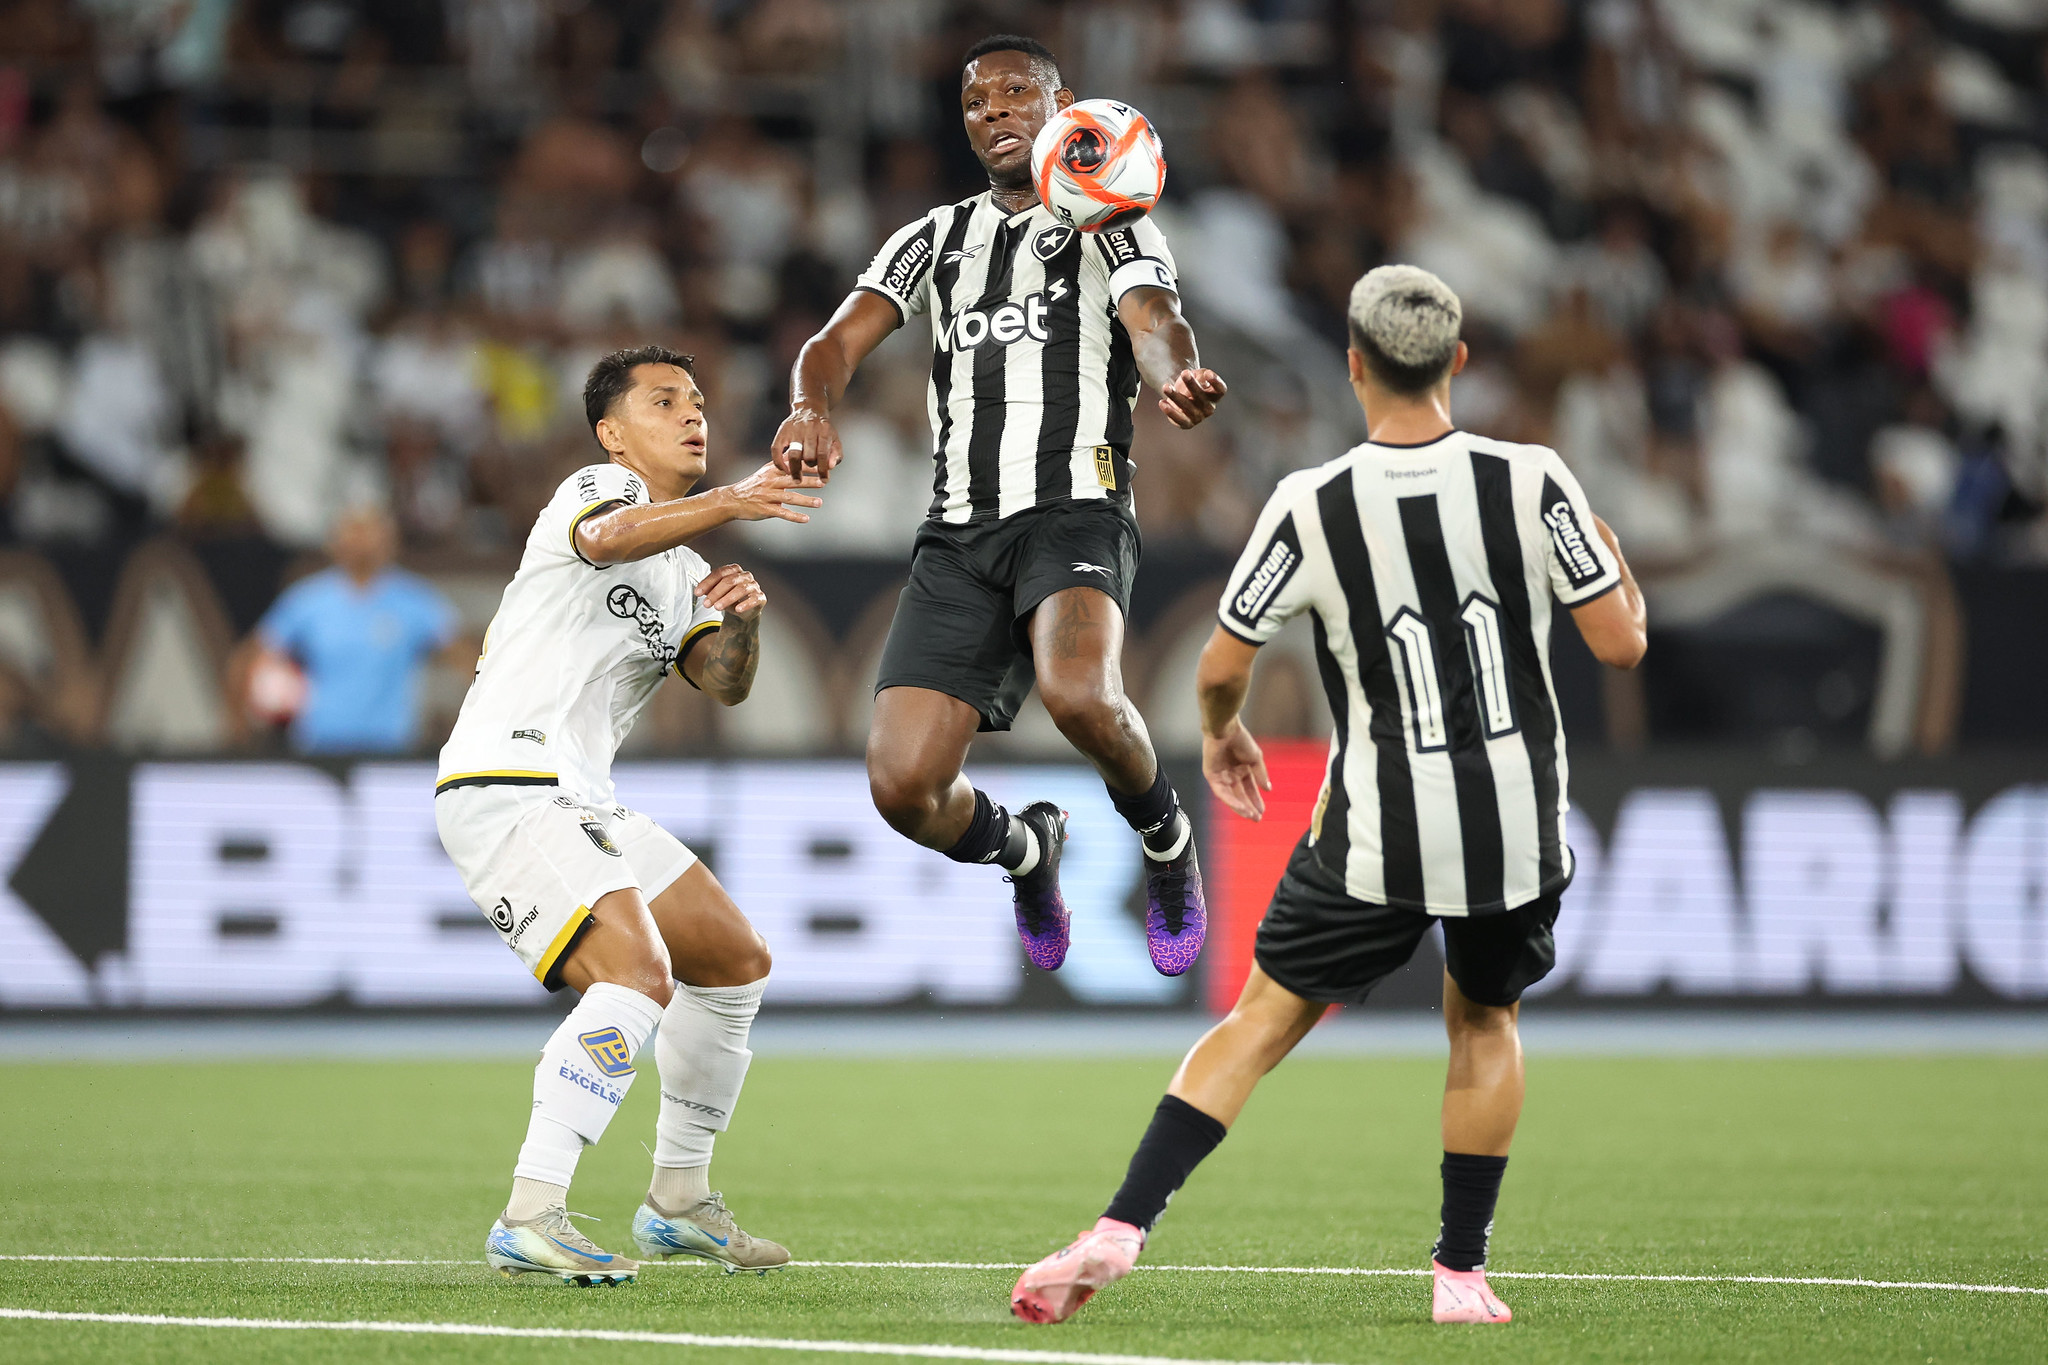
xmin=1347 ymin=319 xmax=1456 ymax=396
xmin=962 ymin=34 xmax=1062 ymax=89
xmin=583 ymin=345 xmax=696 ymax=433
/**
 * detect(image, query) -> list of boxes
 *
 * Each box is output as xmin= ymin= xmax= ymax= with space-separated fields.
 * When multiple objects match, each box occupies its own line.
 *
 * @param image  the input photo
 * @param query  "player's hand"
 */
xmin=1158 ymin=368 xmax=1226 ymax=430
xmin=771 ymin=408 xmax=843 ymax=481
xmin=724 ymin=461 xmax=825 ymax=523
xmin=1202 ymin=718 xmax=1270 ymax=822
xmin=696 ymin=564 xmax=767 ymax=620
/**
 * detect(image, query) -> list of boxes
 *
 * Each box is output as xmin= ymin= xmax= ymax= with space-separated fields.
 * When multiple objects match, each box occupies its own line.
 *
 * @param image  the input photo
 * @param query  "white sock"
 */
xmin=1009 ymin=822 xmax=1042 ymax=878
xmin=648 ymin=1164 xmax=711 ymax=1212
xmin=510 ymin=982 xmax=665 ymax=1200
xmin=506 ymin=1175 xmax=568 ymax=1222
xmin=1143 ymin=812 xmax=1191 ymax=862
xmin=653 ymin=976 xmax=766 ymax=1187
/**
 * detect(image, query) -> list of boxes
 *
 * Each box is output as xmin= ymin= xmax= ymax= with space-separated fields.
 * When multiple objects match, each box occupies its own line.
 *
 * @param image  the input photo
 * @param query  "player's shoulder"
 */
xmin=1458 ymin=429 xmax=1563 ymax=470
xmin=1262 ymin=456 xmax=1358 ymax=516
xmin=555 ymin=461 xmax=649 ymax=512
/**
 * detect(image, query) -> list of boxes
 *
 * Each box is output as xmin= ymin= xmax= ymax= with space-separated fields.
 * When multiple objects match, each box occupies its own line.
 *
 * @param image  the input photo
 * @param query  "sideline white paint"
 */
xmin=0 ymin=1308 xmax=1311 ymax=1364
xmin=0 ymin=1254 xmax=2040 ymax=1296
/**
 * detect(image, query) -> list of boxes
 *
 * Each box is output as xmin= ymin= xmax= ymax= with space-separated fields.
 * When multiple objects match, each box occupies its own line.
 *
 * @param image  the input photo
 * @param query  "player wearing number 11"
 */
xmin=1011 ymin=265 xmax=1647 ymax=1326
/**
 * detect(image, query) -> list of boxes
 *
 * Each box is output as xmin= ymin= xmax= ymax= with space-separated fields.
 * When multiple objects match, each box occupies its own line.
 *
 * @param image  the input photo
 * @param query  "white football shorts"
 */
xmin=434 ymin=785 xmax=700 ymax=986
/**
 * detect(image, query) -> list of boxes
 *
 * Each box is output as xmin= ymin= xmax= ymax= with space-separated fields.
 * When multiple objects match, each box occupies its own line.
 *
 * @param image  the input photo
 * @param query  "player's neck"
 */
xmin=612 ymin=453 xmax=691 ymax=504
xmin=989 ymin=182 xmax=1037 ymax=215
xmin=1358 ymin=387 xmax=1455 ymax=448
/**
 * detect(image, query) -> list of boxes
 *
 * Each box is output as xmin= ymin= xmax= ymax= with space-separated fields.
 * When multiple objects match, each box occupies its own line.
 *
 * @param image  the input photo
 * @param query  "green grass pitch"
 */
xmin=0 ymin=1047 xmax=2042 ymax=1363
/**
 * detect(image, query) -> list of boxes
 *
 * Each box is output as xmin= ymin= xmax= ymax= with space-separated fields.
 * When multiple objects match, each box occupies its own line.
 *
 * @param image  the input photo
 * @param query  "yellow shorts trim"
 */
xmin=435 ymin=770 xmax=559 ymax=795
xmin=533 ymin=904 xmax=592 ymax=984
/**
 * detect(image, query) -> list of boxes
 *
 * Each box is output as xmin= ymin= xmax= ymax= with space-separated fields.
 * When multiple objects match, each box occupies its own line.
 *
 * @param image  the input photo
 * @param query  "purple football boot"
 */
xmin=1143 ymin=834 xmax=1207 ymax=977
xmin=1006 ymin=801 xmax=1070 ymax=971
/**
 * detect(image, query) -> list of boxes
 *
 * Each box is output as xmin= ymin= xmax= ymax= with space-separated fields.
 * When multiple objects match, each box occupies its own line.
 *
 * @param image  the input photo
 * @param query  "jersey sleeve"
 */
xmin=1094 ymin=214 xmax=1178 ymax=305
xmin=557 ymin=463 xmax=649 ymax=568
xmin=1536 ymin=451 xmax=1623 ymax=606
xmin=256 ymin=578 xmax=316 ymax=656
xmin=674 ymin=549 xmax=725 ymax=687
xmin=854 ymin=212 xmax=940 ymax=323
xmin=1217 ymin=483 xmax=1313 ymax=644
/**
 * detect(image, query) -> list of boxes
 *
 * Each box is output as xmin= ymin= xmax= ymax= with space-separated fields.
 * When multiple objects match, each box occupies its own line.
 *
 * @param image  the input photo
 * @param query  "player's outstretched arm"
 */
xmin=683 ymin=564 xmax=766 ymax=706
xmin=773 ymin=290 xmax=902 ymax=479
xmin=1117 ymin=285 xmax=1227 ymax=430
xmin=1569 ymin=516 xmax=1649 ymax=669
xmin=575 ymin=464 xmax=824 ymax=567
xmin=1196 ymin=626 xmax=1271 ymax=821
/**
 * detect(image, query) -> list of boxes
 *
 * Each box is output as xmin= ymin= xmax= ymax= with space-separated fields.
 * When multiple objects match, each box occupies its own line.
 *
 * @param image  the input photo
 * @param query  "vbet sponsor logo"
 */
xmin=937 ymin=288 xmax=1063 ymax=354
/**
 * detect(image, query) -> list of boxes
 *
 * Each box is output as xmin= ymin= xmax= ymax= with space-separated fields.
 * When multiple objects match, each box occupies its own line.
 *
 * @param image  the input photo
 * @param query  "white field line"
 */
xmin=0 ymin=1254 xmax=2041 ymax=1297
xmin=0 ymin=1308 xmax=1308 ymax=1365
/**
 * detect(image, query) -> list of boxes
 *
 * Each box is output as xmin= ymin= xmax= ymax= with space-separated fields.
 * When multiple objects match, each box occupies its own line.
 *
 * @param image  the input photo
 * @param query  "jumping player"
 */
xmin=1010 ymin=266 xmax=1648 ymax=1324
xmin=774 ymin=35 xmax=1226 ymax=977
xmin=435 ymin=345 xmax=824 ymax=1284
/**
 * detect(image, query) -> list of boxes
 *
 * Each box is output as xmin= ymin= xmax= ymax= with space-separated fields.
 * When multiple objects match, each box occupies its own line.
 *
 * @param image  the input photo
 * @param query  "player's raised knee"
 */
xmin=868 ymin=761 xmax=940 ymax=832
xmin=1038 ymin=678 xmax=1122 ymax=747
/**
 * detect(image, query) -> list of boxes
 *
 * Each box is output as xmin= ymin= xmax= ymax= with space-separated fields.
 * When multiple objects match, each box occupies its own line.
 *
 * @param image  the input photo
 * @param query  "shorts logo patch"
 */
xmin=1543 ymin=498 xmax=1602 ymax=589
xmin=511 ymin=728 xmax=546 ymax=744
xmin=1093 ymin=445 xmax=1117 ymax=489
xmin=489 ymin=897 xmax=516 ymax=932
xmin=578 ymin=1027 xmax=634 ymax=1078
xmin=581 ymin=820 xmax=622 ymax=856
xmin=1228 ymin=515 xmax=1303 ymax=628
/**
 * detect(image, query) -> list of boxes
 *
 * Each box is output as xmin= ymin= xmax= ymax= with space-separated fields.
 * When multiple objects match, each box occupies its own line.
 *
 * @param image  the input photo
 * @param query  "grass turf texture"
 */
xmin=0 ymin=1051 xmax=2041 ymax=1364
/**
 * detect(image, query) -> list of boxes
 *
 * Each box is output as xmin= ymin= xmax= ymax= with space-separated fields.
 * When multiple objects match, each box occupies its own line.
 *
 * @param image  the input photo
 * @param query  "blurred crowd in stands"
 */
xmin=1 ymin=0 xmax=2045 ymax=757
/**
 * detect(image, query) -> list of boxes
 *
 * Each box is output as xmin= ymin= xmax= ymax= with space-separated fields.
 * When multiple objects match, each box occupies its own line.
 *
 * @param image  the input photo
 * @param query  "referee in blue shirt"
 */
xmin=254 ymin=506 xmax=461 ymax=754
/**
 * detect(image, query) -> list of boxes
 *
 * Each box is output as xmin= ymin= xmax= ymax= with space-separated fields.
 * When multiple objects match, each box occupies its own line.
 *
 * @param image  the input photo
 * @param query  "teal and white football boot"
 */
xmin=631 ymin=1192 xmax=791 ymax=1275
xmin=485 ymin=1207 xmax=638 ymax=1286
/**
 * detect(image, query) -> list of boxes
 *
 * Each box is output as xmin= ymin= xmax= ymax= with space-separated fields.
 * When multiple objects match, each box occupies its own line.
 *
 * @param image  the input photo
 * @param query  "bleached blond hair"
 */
xmin=1346 ymin=265 xmax=1462 ymax=394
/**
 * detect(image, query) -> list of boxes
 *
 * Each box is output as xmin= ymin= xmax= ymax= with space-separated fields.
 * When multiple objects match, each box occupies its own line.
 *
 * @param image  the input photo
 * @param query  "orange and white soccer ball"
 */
xmin=1031 ymin=99 xmax=1166 ymax=233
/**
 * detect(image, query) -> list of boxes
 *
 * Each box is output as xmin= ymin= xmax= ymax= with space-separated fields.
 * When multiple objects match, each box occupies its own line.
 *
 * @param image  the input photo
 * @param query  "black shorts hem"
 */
xmin=1252 ymin=836 xmax=1562 ymax=1008
xmin=873 ymin=675 xmax=1015 ymax=733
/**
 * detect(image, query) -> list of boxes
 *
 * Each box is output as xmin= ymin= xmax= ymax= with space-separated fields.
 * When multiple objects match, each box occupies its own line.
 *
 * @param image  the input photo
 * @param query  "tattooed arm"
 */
xmin=681 ymin=565 xmax=765 ymax=706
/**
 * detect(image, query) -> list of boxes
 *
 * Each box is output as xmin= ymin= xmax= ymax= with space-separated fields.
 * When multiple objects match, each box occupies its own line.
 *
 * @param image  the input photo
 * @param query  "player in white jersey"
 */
xmin=436 ymin=345 xmax=825 ymax=1285
xmin=1011 ymin=268 xmax=1648 ymax=1326
xmin=773 ymin=35 xmax=1227 ymax=981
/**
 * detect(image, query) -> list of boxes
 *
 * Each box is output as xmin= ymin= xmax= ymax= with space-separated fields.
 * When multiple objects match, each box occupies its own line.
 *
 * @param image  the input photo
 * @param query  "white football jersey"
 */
xmin=437 ymin=463 xmax=722 ymax=807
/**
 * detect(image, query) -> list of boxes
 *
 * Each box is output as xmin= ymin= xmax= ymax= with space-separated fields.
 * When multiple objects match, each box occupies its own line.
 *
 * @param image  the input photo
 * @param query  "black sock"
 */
xmin=1101 ymin=1095 xmax=1227 ymax=1232
xmin=940 ymin=790 xmax=1030 ymax=869
xmin=1432 ymin=1152 xmax=1509 ymax=1271
xmin=1109 ymin=766 xmax=1184 ymax=858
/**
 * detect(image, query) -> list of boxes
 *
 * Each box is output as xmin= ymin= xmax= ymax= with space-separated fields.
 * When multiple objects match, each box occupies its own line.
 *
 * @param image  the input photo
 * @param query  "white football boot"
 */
xmin=485 ymin=1207 xmax=638 ymax=1286
xmin=631 ymin=1192 xmax=791 ymax=1274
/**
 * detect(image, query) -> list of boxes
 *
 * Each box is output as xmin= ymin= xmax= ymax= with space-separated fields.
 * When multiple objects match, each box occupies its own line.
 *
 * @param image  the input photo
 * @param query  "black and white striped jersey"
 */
xmin=855 ymin=193 xmax=1178 ymax=524
xmin=1218 ymin=430 xmax=1623 ymax=916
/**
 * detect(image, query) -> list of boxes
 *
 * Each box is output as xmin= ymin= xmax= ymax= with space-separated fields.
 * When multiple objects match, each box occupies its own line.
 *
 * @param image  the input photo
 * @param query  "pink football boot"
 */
xmin=1431 ymin=1260 xmax=1512 ymax=1323
xmin=1010 ymin=1218 xmax=1145 ymax=1323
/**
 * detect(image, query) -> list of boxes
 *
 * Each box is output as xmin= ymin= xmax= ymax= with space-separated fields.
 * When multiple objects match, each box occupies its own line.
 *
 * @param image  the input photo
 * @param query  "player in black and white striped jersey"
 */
xmin=1010 ymin=266 xmax=1648 ymax=1327
xmin=772 ymin=35 xmax=1227 ymax=979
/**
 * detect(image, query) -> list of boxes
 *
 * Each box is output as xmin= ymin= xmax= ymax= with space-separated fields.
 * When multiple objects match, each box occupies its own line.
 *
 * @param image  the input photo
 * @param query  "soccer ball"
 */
xmin=1031 ymin=99 xmax=1166 ymax=233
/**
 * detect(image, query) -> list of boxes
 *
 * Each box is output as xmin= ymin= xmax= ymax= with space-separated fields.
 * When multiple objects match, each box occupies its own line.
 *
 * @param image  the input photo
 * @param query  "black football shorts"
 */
xmin=1254 ymin=835 xmax=1562 ymax=1008
xmin=875 ymin=499 xmax=1141 ymax=732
